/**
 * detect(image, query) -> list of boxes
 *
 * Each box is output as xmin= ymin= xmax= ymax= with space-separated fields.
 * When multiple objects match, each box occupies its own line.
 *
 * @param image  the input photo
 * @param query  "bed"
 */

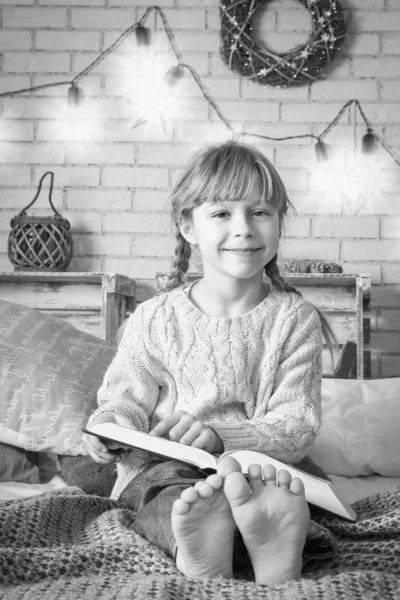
xmin=1 ymin=278 xmax=400 ymax=599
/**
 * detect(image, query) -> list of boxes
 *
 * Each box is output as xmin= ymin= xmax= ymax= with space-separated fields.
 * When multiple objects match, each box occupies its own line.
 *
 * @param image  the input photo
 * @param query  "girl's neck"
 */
xmin=188 ymin=275 xmax=270 ymax=318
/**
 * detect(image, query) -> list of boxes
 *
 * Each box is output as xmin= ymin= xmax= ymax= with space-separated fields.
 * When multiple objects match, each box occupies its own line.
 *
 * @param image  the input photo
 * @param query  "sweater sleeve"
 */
xmin=89 ymin=305 xmax=160 ymax=432
xmin=207 ymin=300 xmax=323 ymax=464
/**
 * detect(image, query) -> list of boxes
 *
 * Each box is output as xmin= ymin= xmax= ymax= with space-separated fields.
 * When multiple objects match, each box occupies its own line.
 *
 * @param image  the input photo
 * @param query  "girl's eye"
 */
xmin=253 ymin=210 xmax=269 ymax=217
xmin=212 ymin=211 xmax=229 ymax=219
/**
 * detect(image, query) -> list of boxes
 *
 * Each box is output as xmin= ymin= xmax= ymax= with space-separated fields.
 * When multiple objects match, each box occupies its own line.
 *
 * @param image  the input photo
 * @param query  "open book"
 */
xmin=83 ymin=422 xmax=357 ymax=521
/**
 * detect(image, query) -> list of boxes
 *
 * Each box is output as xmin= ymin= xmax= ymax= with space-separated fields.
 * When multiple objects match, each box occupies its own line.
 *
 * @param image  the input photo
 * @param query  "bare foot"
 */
xmin=171 ymin=466 xmax=240 ymax=580
xmin=220 ymin=459 xmax=310 ymax=585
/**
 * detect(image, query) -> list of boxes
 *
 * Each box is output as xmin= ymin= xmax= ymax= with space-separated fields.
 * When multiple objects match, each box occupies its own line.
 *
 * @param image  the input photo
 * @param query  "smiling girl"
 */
xmin=83 ymin=141 xmax=336 ymax=584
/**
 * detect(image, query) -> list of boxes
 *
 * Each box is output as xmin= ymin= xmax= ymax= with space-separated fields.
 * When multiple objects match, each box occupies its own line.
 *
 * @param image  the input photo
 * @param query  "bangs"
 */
xmin=193 ymin=143 xmax=290 ymax=215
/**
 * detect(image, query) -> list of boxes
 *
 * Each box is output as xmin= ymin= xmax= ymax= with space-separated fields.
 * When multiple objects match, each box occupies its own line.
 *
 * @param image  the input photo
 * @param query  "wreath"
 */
xmin=219 ymin=0 xmax=346 ymax=87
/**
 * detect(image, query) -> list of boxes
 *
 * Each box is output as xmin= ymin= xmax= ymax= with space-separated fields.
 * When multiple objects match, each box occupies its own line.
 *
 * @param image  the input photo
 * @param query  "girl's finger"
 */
xmin=149 ymin=412 xmax=185 ymax=437
xmin=169 ymin=420 xmax=202 ymax=444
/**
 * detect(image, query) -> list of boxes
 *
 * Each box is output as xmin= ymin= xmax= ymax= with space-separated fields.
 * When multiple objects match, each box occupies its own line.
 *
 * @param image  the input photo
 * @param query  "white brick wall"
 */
xmin=0 ymin=0 xmax=399 ymax=375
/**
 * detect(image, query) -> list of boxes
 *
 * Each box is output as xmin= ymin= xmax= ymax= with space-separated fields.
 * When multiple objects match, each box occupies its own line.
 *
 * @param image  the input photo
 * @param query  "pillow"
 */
xmin=0 ymin=441 xmax=40 ymax=483
xmin=308 ymin=377 xmax=400 ymax=477
xmin=0 ymin=299 xmax=116 ymax=456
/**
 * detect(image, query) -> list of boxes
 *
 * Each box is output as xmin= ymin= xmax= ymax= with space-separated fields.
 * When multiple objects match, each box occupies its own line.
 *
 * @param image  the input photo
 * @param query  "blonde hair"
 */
xmin=166 ymin=141 xmax=337 ymax=357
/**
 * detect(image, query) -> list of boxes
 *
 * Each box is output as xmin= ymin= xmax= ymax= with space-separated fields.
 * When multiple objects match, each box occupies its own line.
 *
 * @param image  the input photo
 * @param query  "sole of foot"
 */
xmin=219 ymin=457 xmax=310 ymax=585
xmin=171 ymin=471 xmax=237 ymax=580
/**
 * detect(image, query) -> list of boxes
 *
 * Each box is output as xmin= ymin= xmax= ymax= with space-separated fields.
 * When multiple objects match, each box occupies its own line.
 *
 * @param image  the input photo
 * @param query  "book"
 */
xmin=83 ymin=421 xmax=357 ymax=521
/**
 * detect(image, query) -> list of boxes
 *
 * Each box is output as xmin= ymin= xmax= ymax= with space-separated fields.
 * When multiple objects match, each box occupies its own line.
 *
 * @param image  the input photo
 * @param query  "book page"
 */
xmin=85 ymin=422 xmax=218 ymax=471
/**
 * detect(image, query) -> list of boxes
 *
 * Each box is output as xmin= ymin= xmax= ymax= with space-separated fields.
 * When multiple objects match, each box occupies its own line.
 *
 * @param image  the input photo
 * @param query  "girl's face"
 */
xmin=180 ymin=181 xmax=281 ymax=283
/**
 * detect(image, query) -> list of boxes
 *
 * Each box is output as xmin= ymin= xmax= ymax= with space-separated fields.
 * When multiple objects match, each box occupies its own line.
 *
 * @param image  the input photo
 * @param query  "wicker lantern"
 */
xmin=8 ymin=171 xmax=73 ymax=271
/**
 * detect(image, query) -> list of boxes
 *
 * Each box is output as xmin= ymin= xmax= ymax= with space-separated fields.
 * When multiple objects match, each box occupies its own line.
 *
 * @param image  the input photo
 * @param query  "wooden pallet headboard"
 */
xmin=153 ymin=272 xmax=371 ymax=380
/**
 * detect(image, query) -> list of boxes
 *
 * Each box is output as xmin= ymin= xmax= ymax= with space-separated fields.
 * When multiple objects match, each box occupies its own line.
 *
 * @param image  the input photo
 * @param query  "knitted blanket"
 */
xmin=1 ymin=485 xmax=400 ymax=600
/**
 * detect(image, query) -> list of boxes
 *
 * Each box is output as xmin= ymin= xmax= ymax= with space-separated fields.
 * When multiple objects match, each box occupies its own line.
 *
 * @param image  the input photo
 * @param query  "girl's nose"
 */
xmin=232 ymin=214 xmax=254 ymax=236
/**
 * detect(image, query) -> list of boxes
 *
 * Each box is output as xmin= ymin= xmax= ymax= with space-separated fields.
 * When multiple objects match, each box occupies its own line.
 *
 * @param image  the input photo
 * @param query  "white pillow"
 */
xmin=308 ymin=378 xmax=400 ymax=477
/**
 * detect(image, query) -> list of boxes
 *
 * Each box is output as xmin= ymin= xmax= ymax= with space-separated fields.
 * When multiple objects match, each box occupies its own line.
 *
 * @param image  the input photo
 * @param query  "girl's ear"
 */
xmin=179 ymin=218 xmax=197 ymax=246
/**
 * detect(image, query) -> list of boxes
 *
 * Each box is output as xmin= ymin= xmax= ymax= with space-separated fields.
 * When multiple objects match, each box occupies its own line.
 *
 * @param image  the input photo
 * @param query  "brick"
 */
xmin=109 ymin=0 xmax=173 ymax=5
xmin=103 ymin=212 xmax=171 ymax=234
xmin=3 ymin=97 xmax=58 ymax=119
xmin=37 ymin=120 xmax=106 ymax=143
xmin=0 ymin=120 xmax=34 ymax=142
xmin=36 ymin=31 xmax=101 ymax=51
xmin=3 ymin=53 xmax=70 ymax=74
xmin=177 ymin=76 xmax=240 ymax=99
xmin=153 ymin=9 xmax=205 ymax=29
xmin=278 ymin=169 xmax=308 ymax=192
xmin=42 ymin=167 xmax=100 ymax=188
xmin=280 ymin=238 xmax=340 ymax=261
xmin=137 ymin=144 xmax=199 ymax=167
xmin=352 ymin=57 xmax=400 ymax=78
xmin=382 ymin=170 xmax=400 ymax=192
xmin=102 ymin=167 xmax=169 ymax=188
xmin=68 ymin=257 xmax=103 ymax=273
xmin=103 ymin=257 xmax=172 ymax=279
xmin=0 ymin=0 xmax=34 ymax=4
xmin=175 ymin=122 xmax=232 ymax=144
xmin=134 ymin=191 xmax=170 ymax=212
xmin=206 ymin=7 xmax=220 ymax=29
xmin=107 ymin=120 xmax=174 ymax=143
xmin=70 ymin=9 xmax=135 ymax=29
xmin=357 ymin=193 xmax=400 ymax=216
xmin=381 ymin=217 xmax=400 ymax=238
xmin=376 ymin=309 xmax=400 ymax=330
xmin=372 ymin=284 xmax=400 ymax=306
xmin=0 ymin=166 xmax=31 ymax=186
xmin=341 ymin=262 xmax=382 ymax=284
xmin=342 ymin=34 xmax=380 ymax=56
xmin=3 ymin=8 xmax=68 ymax=28
xmin=241 ymin=80 xmax=309 ymax=100
xmin=34 ymin=75 xmax=101 ymax=97
xmin=0 ymin=75 xmax=30 ymax=94
xmin=382 ymin=34 xmax=400 ymax=55
xmin=380 ymin=354 xmax=400 ymax=377
xmin=288 ymin=192 xmax=342 ymax=215
xmin=63 ymin=211 xmax=102 ymax=233
xmin=341 ymin=240 xmax=400 ymax=261
xmin=277 ymin=8 xmax=313 ymax=32
xmin=40 ymin=0 xmax=105 ymax=5
xmin=281 ymin=103 xmax=349 ymax=123
xmin=172 ymin=30 xmax=219 ymax=52
xmin=0 ymin=32 xmax=31 ymax=50
xmin=216 ymin=101 xmax=279 ymax=122
xmin=65 ymin=143 xmax=135 ymax=165
xmin=284 ymin=217 xmax=310 ymax=238
xmin=382 ymin=262 xmax=400 ymax=283
xmin=312 ymin=217 xmax=379 ymax=238
xmin=73 ymin=52 xmax=119 ymax=74
xmin=0 ymin=142 xmax=65 ymax=165
xmin=311 ymin=80 xmax=378 ymax=101
xmin=73 ymin=234 xmax=131 ymax=256
xmin=66 ymin=189 xmax=132 ymax=210
xmin=0 ymin=186 xmax=63 ymax=210
xmin=132 ymin=235 xmax=175 ymax=256
xmin=381 ymin=80 xmax=400 ymax=100
xmin=275 ymin=147 xmax=315 ymax=168
xmin=352 ymin=12 xmax=400 ymax=33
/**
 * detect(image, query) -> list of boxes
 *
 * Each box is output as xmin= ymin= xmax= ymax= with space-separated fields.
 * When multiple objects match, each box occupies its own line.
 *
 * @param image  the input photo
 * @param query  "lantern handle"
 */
xmin=17 ymin=171 xmax=62 ymax=217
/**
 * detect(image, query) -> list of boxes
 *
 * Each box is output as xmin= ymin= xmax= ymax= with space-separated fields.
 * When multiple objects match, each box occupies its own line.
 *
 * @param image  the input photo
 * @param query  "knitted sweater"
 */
xmin=91 ymin=283 xmax=323 ymax=500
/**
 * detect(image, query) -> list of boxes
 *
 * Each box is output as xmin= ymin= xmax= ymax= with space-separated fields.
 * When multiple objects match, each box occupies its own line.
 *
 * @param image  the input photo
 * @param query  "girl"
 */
xmin=83 ymin=141 xmax=336 ymax=584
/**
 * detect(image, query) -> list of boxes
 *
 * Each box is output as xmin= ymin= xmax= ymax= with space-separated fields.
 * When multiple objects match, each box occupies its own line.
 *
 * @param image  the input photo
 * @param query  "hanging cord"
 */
xmin=17 ymin=171 xmax=63 ymax=220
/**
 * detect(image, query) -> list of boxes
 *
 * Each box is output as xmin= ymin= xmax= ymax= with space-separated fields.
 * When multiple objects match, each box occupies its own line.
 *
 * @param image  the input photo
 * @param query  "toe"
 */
xmin=224 ymin=471 xmax=251 ymax=508
xmin=289 ymin=477 xmax=305 ymax=497
xmin=198 ymin=482 xmax=214 ymax=498
xmin=206 ymin=473 xmax=223 ymax=490
xmin=173 ymin=498 xmax=190 ymax=515
xmin=217 ymin=456 xmax=242 ymax=478
xmin=263 ymin=464 xmax=277 ymax=486
xmin=181 ymin=487 xmax=199 ymax=503
xmin=248 ymin=464 xmax=264 ymax=492
xmin=277 ymin=469 xmax=292 ymax=489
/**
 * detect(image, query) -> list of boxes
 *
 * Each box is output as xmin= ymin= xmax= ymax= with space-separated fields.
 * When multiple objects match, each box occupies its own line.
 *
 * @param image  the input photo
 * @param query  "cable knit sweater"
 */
xmin=91 ymin=283 xmax=323 ymax=499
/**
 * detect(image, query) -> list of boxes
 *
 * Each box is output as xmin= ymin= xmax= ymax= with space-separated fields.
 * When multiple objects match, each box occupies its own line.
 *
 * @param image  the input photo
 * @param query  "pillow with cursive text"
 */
xmin=0 ymin=299 xmax=115 ymax=456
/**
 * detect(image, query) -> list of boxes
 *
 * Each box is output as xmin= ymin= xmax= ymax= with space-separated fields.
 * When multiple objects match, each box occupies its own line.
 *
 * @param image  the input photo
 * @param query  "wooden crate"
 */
xmin=153 ymin=272 xmax=371 ymax=380
xmin=0 ymin=272 xmax=136 ymax=342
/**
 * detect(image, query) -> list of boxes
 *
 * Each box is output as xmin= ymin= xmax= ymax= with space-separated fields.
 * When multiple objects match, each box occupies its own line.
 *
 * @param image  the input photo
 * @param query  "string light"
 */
xmin=0 ymin=6 xmax=398 ymax=170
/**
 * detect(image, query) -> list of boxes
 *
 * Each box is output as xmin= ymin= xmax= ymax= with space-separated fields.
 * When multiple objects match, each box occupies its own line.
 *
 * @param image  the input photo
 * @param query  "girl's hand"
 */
xmin=149 ymin=410 xmax=223 ymax=454
xmin=82 ymin=411 xmax=136 ymax=464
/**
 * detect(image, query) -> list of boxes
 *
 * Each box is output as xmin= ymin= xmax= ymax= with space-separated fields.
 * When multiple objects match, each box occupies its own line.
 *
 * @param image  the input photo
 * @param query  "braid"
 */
xmin=165 ymin=228 xmax=191 ymax=292
xmin=265 ymin=254 xmax=338 ymax=360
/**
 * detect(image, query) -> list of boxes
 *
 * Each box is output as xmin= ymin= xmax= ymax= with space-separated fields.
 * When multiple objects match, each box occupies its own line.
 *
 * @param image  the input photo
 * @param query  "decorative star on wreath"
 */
xmin=219 ymin=0 xmax=346 ymax=87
